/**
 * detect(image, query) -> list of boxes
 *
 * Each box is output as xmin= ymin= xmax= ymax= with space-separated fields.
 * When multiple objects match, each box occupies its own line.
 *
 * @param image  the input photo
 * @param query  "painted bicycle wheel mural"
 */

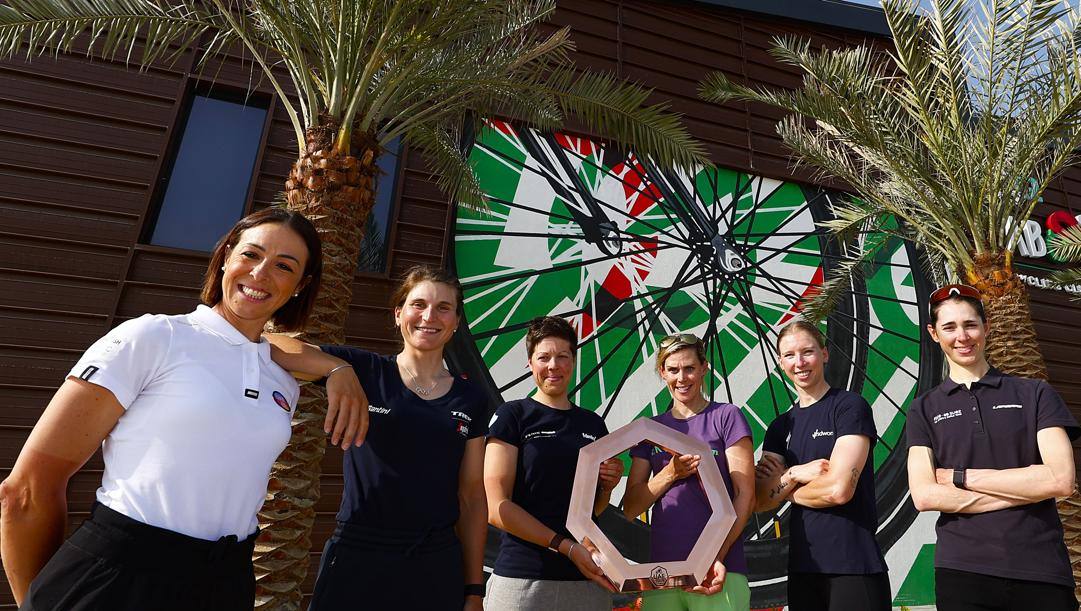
xmin=449 ymin=120 xmax=941 ymax=608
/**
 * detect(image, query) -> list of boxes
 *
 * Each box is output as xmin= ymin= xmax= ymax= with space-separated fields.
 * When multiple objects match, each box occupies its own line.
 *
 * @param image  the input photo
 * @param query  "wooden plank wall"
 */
xmin=1 ymin=1 xmax=1079 ymax=607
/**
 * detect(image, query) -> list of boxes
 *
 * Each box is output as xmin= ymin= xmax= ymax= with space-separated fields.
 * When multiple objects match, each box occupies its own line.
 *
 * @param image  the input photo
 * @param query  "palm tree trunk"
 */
xmin=968 ymin=252 xmax=1081 ymax=592
xmin=253 ymin=121 xmax=380 ymax=610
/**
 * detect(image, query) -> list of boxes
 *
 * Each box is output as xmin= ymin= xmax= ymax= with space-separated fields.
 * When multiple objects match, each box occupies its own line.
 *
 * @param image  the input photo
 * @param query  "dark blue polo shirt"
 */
xmin=321 ymin=347 xmax=488 ymax=531
xmin=762 ymin=388 xmax=887 ymax=575
xmin=487 ymin=398 xmax=609 ymax=580
xmin=907 ymin=369 xmax=1080 ymax=587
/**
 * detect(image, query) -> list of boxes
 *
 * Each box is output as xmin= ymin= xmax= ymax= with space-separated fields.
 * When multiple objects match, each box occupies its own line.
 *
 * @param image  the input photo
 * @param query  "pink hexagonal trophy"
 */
xmin=566 ymin=418 xmax=736 ymax=592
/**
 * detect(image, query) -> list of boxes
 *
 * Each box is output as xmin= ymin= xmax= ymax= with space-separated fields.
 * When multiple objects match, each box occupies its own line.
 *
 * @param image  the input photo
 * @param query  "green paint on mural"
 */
xmin=893 ymin=544 xmax=937 ymax=606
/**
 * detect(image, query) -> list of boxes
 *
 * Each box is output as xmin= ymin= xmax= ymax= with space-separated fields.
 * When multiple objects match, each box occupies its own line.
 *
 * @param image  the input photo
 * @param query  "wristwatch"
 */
xmin=953 ymin=467 xmax=967 ymax=490
xmin=548 ymin=533 xmax=568 ymax=553
xmin=464 ymin=584 xmax=485 ymax=598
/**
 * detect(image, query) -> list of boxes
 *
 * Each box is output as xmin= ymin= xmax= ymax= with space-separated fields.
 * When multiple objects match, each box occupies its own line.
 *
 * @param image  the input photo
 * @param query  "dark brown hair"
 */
xmin=390 ymin=265 xmax=464 ymax=317
xmin=525 ymin=316 xmax=578 ymax=358
xmin=201 ymin=208 xmax=323 ymax=331
xmin=775 ymin=320 xmax=826 ymax=351
xmin=655 ymin=333 xmax=708 ymax=372
xmin=929 ymin=295 xmax=986 ymax=326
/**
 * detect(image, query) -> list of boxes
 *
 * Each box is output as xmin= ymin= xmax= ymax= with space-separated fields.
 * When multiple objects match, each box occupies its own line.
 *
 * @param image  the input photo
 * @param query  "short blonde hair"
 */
xmin=655 ymin=333 xmax=708 ymax=373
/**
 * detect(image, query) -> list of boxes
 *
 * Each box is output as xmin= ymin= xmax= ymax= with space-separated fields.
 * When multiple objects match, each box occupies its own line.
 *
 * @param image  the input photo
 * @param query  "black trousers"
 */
xmin=787 ymin=571 xmax=892 ymax=611
xmin=308 ymin=521 xmax=464 ymax=611
xmin=20 ymin=502 xmax=257 ymax=611
xmin=936 ymin=567 xmax=1079 ymax=611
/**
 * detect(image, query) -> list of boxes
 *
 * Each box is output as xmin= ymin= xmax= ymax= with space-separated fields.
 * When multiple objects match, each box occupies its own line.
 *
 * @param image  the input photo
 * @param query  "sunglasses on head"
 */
xmin=929 ymin=284 xmax=981 ymax=307
xmin=659 ymin=333 xmax=702 ymax=349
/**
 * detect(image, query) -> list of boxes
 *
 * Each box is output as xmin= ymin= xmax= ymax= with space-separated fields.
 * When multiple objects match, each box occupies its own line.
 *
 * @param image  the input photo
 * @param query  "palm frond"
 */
xmin=406 ymin=121 xmax=487 ymax=213
xmin=0 ymin=0 xmax=214 ymax=66
xmin=1049 ymin=224 xmax=1081 ymax=261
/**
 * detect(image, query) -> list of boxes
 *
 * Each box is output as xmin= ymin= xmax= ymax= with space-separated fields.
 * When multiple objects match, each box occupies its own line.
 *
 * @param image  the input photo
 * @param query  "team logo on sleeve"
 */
xmin=272 ymin=391 xmax=290 ymax=412
xmin=79 ymin=366 xmax=99 ymax=381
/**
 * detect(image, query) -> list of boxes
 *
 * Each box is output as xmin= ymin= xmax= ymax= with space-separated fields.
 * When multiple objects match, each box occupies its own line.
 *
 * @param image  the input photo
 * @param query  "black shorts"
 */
xmin=936 ymin=567 xmax=1079 ymax=611
xmin=787 ymin=571 xmax=891 ymax=611
xmin=20 ymin=502 xmax=257 ymax=611
xmin=309 ymin=521 xmax=464 ymax=611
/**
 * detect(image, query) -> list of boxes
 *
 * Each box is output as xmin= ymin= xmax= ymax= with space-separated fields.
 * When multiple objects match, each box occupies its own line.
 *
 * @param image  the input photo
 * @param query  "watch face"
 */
xmin=451 ymin=120 xmax=939 ymax=606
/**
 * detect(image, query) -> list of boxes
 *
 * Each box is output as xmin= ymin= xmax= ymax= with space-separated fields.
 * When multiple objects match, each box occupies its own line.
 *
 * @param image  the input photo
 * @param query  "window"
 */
xmin=356 ymin=136 xmax=402 ymax=273
xmin=147 ymin=89 xmax=268 ymax=251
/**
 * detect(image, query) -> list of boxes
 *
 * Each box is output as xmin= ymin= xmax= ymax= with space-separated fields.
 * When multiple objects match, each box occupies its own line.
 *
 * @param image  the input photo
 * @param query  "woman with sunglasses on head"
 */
xmin=267 ymin=265 xmax=489 ymax=611
xmin=620 ymin=333 xmax=755 ymax=611
xmin=753 ymin=320 xmax=888 ymax=611
xmin=483 ymin=315 xmax=621 ymax=610
xmin=906 ymin=285 xmax=1078 ymax=611
xmin=0 ymin=208 xmax=357 ymax=611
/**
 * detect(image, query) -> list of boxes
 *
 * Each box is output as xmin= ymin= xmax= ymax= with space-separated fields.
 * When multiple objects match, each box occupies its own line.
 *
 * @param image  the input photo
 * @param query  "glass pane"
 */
xmin=149 ymin=95 xmax=267 ymax=251
xmin=357 ymin=136 xmax=402 ymax=273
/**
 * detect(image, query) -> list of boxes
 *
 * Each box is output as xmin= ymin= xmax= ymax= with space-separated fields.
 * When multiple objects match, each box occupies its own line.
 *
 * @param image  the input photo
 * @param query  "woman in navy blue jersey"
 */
xmin=483 ymin=316 xmax=620 ymax=611
xmin=269 ymin=265 xmax=488 ymax=611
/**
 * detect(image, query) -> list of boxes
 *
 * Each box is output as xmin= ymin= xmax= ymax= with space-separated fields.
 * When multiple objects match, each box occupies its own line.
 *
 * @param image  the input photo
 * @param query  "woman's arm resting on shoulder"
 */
xmin=265 ymin=334 xmax=368 ymax=448
xmin=908 ymin=446 xmax=1027 ymax=513
xmin=457 ymin=437 xmax=487 ymax=610
xmin=0 ymin=379 xmax=124 ymax=605
xmin=938 ymin=427 xmax=1075 ymax=502
xmin=791 ymin=435 xmax=869 ymax=508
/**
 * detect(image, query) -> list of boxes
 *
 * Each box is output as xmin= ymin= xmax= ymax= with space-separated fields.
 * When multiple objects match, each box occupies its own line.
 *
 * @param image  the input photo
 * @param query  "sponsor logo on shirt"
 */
xmin=812 ymin=429 xmax=834 ymax=439
xmin=933 ymin=409 xmax=963 ymax=424
xmin=582 ymin=433 xmax=597 ymax=442
xmin=103 ymin=338 xmax=124 ymax=354
xmin=79 ymin=365 xmax=99 ymax=381
xmin=524 ymin=430 xmax=558 ymax=441
xmin=456 ymin=421 xmax=470 ymax=437
xmin=272 ymin=391 xmax=290 ymax=412
xmin=992 ymin=404 xmax=1023 ymax=410
xmin=451 ymin=410 xmax=472 ymax=422
xmin=369 ymin=405 xmax=391 ymax=414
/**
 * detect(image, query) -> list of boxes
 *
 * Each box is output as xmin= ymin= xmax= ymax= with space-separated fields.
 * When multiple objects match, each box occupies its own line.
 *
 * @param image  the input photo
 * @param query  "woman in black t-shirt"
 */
xmin=483 ymin=316 xmax=621 ymax=611
xmin=269 ymin=266 xmax=488 ymax=611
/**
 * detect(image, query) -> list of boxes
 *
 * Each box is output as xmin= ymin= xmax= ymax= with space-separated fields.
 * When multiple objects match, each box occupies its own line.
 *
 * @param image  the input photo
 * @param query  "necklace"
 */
xmin=402 ymin=361 xmax=442 ymax=396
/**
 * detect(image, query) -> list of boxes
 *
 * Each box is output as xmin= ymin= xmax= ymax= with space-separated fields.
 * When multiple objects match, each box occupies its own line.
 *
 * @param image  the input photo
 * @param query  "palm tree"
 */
xmin=0 ymin=0 xmax=707 ymax=606
xmin=700 ymin=0 xmax=1081 ymax=589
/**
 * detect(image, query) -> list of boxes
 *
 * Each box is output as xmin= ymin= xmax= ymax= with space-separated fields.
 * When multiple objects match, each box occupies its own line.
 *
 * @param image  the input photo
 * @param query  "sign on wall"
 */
xmin=451 ymin=120 xmax=941 ymax=608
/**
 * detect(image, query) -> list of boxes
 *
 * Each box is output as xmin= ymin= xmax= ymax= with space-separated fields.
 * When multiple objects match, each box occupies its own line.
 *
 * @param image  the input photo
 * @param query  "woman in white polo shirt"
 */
xmin=0 ymin=208 xmax=360 ymax=610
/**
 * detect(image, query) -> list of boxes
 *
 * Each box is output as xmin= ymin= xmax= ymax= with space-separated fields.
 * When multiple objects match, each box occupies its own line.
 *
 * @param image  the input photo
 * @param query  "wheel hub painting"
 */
xmin=451 ymin=120 xmax=940 ymax=606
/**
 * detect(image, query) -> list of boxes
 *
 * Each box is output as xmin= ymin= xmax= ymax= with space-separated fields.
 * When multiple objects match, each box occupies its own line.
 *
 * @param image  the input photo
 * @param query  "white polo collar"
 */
xmin=189 ymin=305 xmax=273 ymax=365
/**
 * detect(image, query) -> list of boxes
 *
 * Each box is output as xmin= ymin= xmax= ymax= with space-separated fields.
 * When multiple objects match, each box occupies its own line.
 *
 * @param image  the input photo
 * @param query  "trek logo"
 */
xmin=934 ymin=409 xmax=963 ymax=424
xmin=992 ymin=404 xmax=1023 ymax=410
xmin=451 ymin=410 xmax=472 ymax=422
xmin=812 ymin=429 xmax=834 ymax=439
xmin=369 ymin=405 xmax=392 ymax=414
xmin=582 ymin=433 xmax=597 ymax=442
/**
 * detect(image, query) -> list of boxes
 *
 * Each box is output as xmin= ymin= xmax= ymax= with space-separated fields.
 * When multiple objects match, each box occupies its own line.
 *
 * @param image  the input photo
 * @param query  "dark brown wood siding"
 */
xmin=1 ymin=1 xmax=1079 ymax=607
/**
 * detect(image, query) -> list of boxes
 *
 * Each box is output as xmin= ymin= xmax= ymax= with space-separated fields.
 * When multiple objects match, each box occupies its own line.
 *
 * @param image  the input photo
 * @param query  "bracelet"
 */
xmin=464 ymin=583 xmax=485 ymax=598
xmin=325 ymin=363 xmax=352 ymax=379
xmin=548 ymin=533 xmax=568 ymax=553
xmin=566 ymin=542 xmax=579 ymax=557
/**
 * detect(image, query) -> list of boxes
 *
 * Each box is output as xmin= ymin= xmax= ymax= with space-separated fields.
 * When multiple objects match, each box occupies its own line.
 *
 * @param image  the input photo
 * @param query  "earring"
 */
xmin=221 ymin=266 xmax=226 ymax=271
xmin=293 ymin=293 xmax=299 ymax=297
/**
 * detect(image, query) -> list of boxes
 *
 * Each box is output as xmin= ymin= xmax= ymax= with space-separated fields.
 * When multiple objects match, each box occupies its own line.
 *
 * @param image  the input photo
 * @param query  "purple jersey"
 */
xmin=629 ymin=402 xmax=751 ymax=573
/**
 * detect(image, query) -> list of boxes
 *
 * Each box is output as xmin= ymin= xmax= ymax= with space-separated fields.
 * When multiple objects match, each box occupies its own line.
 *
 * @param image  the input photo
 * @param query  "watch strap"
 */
xmin=953 ymin=467 xmax=967 ymax=490
xmin=548 ymin=533 xmax=568 ymax=553
xmin=464 ymin=583 xmax=485 ymax=598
